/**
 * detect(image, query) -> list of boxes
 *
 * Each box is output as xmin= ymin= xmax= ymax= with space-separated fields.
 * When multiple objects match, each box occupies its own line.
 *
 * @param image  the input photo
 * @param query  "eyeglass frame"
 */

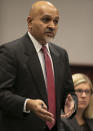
xmin=75 ymin=89 xmax=93 ymax=96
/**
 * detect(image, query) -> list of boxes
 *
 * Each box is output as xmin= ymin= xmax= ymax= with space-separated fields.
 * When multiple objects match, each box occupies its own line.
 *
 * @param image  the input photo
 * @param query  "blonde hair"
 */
xmin=72 ymin=73 xmax=93 ymax=119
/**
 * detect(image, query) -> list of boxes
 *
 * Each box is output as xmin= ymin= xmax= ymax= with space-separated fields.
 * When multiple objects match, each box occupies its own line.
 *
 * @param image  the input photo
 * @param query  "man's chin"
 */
xmin=45 ymin=37 xmax=54 ymax=43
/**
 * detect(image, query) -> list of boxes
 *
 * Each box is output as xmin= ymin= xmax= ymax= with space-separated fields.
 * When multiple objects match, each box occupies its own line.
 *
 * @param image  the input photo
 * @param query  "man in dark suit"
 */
xmin=0 ymin=1 xmax=77 ymax=131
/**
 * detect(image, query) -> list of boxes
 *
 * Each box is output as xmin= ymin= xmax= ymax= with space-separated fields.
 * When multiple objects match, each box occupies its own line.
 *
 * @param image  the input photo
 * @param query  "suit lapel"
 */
xmin=23 ymin=34 xmax=48 ymax=104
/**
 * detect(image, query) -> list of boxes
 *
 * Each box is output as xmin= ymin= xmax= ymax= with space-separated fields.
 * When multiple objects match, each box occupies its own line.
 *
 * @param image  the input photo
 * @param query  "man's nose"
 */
xmin=48 ymin=21 xmax=55 ymax=31
xmin=47 ymin=26 xmax=54 ymax=32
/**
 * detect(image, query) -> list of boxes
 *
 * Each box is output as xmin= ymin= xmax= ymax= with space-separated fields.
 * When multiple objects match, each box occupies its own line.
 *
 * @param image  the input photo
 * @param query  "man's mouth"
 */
xmin=45 ymin=32 xmax=55 ymax=37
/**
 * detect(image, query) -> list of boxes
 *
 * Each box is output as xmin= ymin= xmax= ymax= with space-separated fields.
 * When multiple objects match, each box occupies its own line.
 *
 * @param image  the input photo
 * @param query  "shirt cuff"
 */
xmin=23 ymin=99 xmax=30 ymax=113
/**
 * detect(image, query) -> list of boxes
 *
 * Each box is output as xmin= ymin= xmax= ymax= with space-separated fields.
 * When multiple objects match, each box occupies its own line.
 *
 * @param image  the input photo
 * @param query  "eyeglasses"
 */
xmin=75 ymin=89 xmax=92 ymax=96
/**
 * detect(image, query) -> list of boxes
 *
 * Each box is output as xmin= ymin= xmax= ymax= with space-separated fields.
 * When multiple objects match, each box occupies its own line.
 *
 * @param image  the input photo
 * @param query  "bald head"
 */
xmin=31 ymin=1 xmax=56 ymax=10
xmin=29 ymin=1 xmax=58 ymax=18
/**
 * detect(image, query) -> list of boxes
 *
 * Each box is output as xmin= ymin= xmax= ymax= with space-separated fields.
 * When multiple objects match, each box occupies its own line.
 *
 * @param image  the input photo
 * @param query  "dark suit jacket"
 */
xmin=60 ymin=117 xmax=93 ymax=131
xmin=0 ymin=33 xmax=77 ymax=131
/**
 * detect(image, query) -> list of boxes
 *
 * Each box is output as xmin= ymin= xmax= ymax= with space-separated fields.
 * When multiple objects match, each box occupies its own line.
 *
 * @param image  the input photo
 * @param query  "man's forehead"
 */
xmin=37 ymin=6 xmax=59 ymax=17
xmin=30 ymin=2 xmax=59 ymax=18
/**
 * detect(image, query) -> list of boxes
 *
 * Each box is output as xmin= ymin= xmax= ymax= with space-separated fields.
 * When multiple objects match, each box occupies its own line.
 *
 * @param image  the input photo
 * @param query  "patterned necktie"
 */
xmin=42 ymin=46 xmax=56 ymax=129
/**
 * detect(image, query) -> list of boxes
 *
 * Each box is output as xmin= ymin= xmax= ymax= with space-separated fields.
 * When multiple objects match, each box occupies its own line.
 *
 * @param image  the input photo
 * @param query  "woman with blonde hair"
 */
xmin=60 ymin=73 xmax=93 ymax=131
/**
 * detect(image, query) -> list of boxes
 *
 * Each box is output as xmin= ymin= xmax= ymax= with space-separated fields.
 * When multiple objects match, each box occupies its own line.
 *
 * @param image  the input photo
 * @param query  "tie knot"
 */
xmin=42 ymin=46 xmax=47 ymax=53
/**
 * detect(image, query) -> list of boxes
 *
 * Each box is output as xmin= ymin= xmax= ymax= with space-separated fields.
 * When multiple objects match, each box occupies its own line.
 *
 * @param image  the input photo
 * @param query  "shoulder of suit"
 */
xmin=49 ymin=42 xmax=67 ymax=53
xmin=0 ymin=33 xmax=28 ymax=51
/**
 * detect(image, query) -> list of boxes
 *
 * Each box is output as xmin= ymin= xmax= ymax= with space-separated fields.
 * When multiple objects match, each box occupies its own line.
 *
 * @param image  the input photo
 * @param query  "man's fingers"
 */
xmin=40 ymin=113 xmax=55 ymax=123
xmin=34 ymin=102 xmax=54 ymax=122
xmin=61 ymin=107 xmax=74 ymax=118
xmin=39 ymin=107 xmax=54 ymax=118
xmin=37 ymin=108 xmax=54 ymax=122
xmin=61 ymin=111 xmax=72 ymax=118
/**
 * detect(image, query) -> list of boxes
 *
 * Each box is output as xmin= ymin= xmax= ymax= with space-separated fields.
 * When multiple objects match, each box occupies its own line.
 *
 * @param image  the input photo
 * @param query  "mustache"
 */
xmin=45 ymin=28 xmax=54 ymax=33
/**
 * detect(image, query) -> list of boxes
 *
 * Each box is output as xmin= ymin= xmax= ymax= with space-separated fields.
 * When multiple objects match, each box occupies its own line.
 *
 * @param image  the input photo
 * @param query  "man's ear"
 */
xmin=27 ymin=16 xmax=32 ymax=24
xmin=27 ymin=16 xmax=33 ymax=30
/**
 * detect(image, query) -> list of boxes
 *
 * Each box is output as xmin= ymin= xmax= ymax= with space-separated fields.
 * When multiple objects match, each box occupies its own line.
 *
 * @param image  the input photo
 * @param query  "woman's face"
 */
xmin=75 ymin=83 xmax=92 ymax=111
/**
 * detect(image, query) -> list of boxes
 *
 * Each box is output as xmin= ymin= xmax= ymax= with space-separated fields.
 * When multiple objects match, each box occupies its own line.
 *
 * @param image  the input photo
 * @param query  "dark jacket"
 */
xmin=60 ymin=117 xmax=93 ymax=131
xmin=0 ymin=33 xmax=77 ymax=131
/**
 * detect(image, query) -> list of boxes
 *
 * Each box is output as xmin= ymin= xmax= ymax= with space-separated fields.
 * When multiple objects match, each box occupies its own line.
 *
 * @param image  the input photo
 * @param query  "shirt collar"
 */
xmin=28 ymin=32 xmax=50 ymax=53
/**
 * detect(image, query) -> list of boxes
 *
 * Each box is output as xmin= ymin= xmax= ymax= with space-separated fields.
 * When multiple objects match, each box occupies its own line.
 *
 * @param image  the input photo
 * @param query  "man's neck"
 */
xmin=28 ymin=31 xmax=47 ymax=45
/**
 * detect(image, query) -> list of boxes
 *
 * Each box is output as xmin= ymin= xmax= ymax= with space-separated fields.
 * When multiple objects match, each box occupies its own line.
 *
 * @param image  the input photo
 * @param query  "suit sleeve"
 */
xmin=63 ymin=50 xmax=78 ymax=116
xmin=0 ymin=44 xmax=26 ymax=118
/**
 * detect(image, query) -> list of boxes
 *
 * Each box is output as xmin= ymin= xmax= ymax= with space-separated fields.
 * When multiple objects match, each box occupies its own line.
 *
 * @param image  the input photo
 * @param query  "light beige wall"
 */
xmin=0 ymin=0 xmax=93 ymax=65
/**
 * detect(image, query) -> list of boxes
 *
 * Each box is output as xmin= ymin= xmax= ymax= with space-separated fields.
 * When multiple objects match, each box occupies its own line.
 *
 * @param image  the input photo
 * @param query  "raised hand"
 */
xmin=61 ymin=94 xmax=75 ymax=118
